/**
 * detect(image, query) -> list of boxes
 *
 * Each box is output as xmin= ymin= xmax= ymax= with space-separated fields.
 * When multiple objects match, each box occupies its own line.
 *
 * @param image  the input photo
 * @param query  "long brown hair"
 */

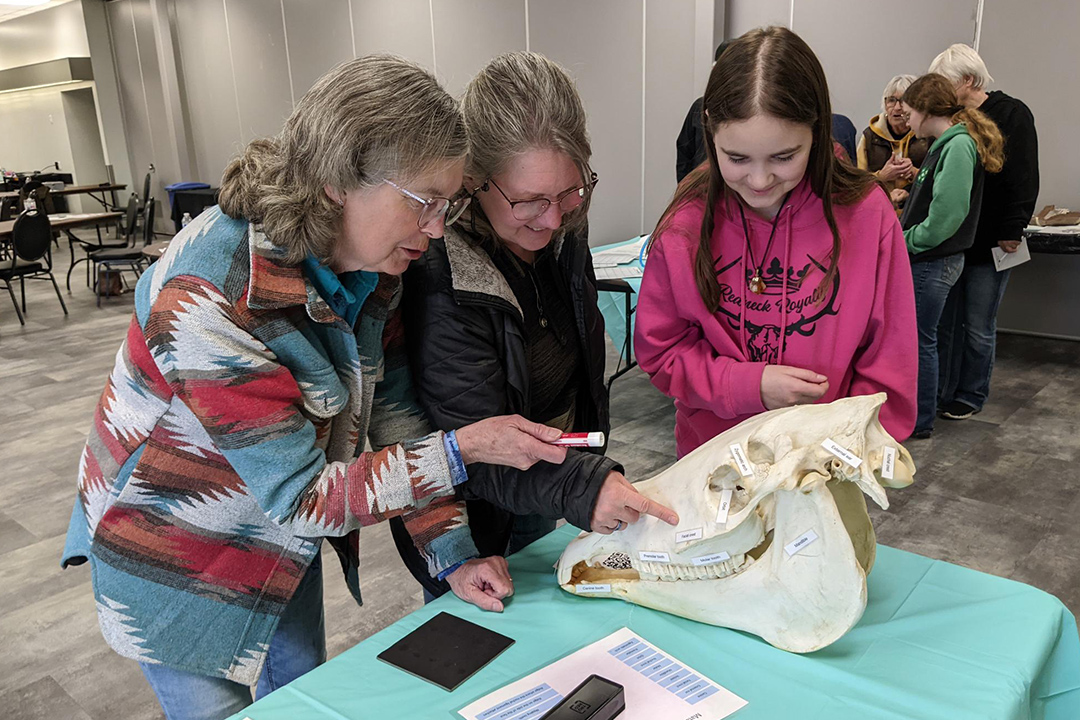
xmin=902 ymin=74 xmax=1004 ymax=173
xmin=651 ymin=26 xmax=879 ymax=313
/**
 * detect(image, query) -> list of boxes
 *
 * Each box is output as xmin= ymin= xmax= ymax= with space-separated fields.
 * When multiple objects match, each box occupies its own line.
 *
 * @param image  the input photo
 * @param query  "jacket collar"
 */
xmin=869 ymin=113 xmax=914 ymax=146
xmin=245 ymin=224 xmax=340 ymax=324
xmin=443 ymin=226 xmax=525 ymax=319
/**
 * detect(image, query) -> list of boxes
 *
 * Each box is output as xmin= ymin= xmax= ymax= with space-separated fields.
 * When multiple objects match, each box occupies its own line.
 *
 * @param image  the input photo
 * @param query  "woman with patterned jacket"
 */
xmin=60 ymin=57 xmax=575 ymax=720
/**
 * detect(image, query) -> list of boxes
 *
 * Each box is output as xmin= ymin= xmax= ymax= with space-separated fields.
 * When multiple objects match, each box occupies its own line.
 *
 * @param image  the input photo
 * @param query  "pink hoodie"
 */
xmin=635 ymin=176 xmax=917 ymax=457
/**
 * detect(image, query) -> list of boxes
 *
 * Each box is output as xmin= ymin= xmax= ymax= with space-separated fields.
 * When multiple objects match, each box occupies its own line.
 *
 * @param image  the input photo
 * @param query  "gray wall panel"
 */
xmin=224 ymin=0 xmax=294 ymax=143
xmin=431 ymin=0 xmax=526 ymax=97
xmin=644 ymin=0 xmax=702 ymax=232
xmin=107 ymin=0 xmax=154 ymax=199
xmin=530 ymin=0 xmax=644 ymax=245
xmin=61 ymin=87 xmax=109 ymax=212
xmin=130 ymin=0 xmax=176 ymax=208
xmin=794 ymin=0 xmax=977 ymax=126
xmin=282 ymin=0 xmax=354 ymax=99
xmin=0 ymin=1 xmax=89 ymax=71
xmin=173 ymin=0 xmax=243 ymax=184
xmin=980 ymin=0 xmax=1075 ymax=210
xmin=350 ymin=0 xmax=434 ymax=70
xmin=725 ymin=0 xmax=789 ymax=38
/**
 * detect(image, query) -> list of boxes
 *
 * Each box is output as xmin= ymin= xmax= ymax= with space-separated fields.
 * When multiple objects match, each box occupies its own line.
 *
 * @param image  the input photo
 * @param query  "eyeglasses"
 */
xmin=885 ymin=97 xmax=904 ymax=106
xmin=485 ymin=173 xmax=598 ymax=222
xmin=384 ymin=179 xmax=471 ymax=229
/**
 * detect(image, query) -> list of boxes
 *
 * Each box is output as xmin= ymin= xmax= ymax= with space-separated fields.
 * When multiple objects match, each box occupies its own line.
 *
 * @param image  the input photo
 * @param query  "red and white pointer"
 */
xmin=550 ymin=431 xmax=606 ymax=448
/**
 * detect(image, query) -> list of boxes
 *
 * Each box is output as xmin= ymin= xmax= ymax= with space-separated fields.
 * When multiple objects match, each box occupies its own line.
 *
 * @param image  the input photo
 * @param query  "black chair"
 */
xmin=0 ymin=196 xmax=18 ymax=221
xmin=91 ymin=198 xmax=155 ymax=307
xmin=1 ymin=210 xmax=68 ymax=325
xmin=67 ymin=194 xmax=139 ymax=291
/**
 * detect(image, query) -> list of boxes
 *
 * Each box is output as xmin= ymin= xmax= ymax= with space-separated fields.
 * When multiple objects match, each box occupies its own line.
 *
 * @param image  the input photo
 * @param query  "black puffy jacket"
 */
xmin=390 ymin=225 xmax=620 ymax=595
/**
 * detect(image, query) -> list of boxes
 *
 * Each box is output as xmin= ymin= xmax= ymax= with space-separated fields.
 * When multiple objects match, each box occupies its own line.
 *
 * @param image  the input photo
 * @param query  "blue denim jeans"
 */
xmin=911 ymin=253 xmax=965 ymax=434
xmin=938 ymin=262 xmax=1012 ymax=412
xmin=140 ymin=552 xmax=327 ymax=720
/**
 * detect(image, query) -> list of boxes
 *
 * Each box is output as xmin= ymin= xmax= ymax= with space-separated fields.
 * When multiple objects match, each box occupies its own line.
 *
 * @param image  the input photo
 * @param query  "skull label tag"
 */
xmin=715 ymin=489 xmax=733 ymax=524
xmin=676 ymin=528 xmax=704 ymax=543
xmin=883 ymin=446 xmax=897 ymax=480
xmin=577 ymin=584 xmax=612 ymax=593
xmin=784 ymin=529 xmax=820 ymax=557
xmin=822 ymin=438 xmax=862 ymax=468
xmin=692 ymin=551 xmax=732 ymax=566
xmin=639 ymin=551 xmax=671 ymax=563
xmin=730 ymin=443 xmax=754 ymax=476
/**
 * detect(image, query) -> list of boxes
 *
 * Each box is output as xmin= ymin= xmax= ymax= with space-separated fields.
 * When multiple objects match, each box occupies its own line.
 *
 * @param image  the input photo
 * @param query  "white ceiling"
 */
xmin=0 ymin=0 xmax=74 ymax=24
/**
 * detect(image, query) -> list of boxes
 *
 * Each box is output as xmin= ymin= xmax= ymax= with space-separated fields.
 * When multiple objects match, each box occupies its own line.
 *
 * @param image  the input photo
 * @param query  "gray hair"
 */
xmin=882 ymin=74 xmax=917 ymax=114
xmin=219 ymin=55 xmax=467 ymax=264
xmin=460 ymin=51 xmax=593 ymax=242
xmin=928 ymin=44 xmax=994 ymax=90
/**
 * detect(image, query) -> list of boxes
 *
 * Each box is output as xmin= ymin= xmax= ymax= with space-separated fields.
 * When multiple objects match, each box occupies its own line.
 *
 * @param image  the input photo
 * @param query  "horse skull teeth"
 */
xmin=557 ymin=393 xmax=916 ymax=653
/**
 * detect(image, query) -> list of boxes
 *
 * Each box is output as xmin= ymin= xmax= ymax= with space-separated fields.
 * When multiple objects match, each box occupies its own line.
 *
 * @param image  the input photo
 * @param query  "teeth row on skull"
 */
xmin=632 ymin=555 xmax=751 ymax=581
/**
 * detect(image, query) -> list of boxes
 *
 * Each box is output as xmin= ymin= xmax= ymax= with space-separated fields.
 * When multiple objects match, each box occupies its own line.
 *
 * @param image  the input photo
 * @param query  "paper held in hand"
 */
xmin=992 ymin=238 xmax=1031 ymax=272
xmin=457 ymin=627 xmax=746 ymax=720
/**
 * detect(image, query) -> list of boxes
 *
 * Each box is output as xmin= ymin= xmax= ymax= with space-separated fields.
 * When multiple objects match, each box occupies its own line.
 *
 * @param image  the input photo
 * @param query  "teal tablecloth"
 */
xmin=593 ymin=236 xmax=645 ymax=362
xmin=232 ymin=525 xmax=1080 ymax=720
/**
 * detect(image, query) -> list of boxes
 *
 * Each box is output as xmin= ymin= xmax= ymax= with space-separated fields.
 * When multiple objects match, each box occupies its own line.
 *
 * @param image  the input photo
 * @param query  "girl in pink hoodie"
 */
xmin=636 ymin=26 xmax=917 ymax=457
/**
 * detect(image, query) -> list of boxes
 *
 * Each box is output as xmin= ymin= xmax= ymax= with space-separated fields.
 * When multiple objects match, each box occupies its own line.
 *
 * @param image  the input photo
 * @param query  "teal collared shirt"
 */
xmin=301 ymin=255 xmax=379 ymax=327
xmin=300 ymin=255 xmax=471 ymax=565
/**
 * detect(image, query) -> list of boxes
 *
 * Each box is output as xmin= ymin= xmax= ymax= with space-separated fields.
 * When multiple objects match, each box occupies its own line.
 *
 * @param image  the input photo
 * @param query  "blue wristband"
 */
xmin=437 ymin=556 xmax=479 ymax=581
xmin=443 ymin=430 xmax=469 ymax=487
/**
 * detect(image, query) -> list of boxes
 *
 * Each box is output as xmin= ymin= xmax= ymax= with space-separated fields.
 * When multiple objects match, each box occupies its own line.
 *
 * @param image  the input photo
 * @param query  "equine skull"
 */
xmin=556 ymin=393 xmax=915 ymax=653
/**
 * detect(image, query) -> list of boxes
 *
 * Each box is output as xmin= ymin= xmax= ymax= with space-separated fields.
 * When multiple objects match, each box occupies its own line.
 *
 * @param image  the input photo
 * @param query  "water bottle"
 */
xmin=181 ymin=212 xmax=192 ymax=228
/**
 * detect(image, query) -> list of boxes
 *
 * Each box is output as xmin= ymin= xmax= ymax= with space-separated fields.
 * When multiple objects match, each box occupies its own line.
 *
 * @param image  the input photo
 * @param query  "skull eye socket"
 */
xmin=746 ymin=439 xmax=775 ymax=465
xmin=707 ymin=465 xmax=740 ymax=492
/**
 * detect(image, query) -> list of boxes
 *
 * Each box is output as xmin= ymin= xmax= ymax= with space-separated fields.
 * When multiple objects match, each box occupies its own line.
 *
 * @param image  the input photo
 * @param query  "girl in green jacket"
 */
xmin=898 ymin=73 xmax=1004 ymax=438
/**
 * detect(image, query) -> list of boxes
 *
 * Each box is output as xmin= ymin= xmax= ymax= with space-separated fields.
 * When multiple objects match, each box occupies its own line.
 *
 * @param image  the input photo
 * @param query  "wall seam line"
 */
xmin=640 ymin=0 xmax=647 ymax=235
xmin=524 ymin=0 xmax=530 ymax=52
xmin=222 ymin=0 xmax=244 ymax=142
xmin=347 ymin=0 xmax=356 ymax=58
xmin=280 ymin=0 xmax=295 ymax=109
xmin=428 ymin=0 xmax=437 ymax=75
xmin=130 ymin=0 xmax=155 ymax=176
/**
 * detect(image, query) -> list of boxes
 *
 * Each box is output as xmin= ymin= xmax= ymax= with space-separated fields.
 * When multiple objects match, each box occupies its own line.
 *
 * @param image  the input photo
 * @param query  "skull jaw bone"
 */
xmin=558 ymin=480 xmax=868 ymax=653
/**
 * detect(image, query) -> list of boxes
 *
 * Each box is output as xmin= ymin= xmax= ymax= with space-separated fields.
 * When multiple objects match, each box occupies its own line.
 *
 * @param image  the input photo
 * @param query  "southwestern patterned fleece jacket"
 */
xmin=62 ymin=207 xmax=474 ymax=684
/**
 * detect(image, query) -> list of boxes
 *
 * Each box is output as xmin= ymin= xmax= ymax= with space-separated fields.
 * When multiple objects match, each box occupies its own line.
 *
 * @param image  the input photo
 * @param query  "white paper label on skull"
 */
xmin=821 ymin=438 xmax=862 ymax=468
xmin=715 ymin=488 xmax=733 ymax=524
xmin=882 ymin=446 xmax=896 ymax=480
xmin=784 ymin=529 xmax=820 ymax=557
xmin=639 ymin=551 xmax=671 ymax=563
xmin=577 ymin=584 xmax=612 ymax=593
xmin=691 ymin=551 xmax=732 ymax=566
xmin=676 ymin=528 xmax=704 ymax=543
xmin=730 ymin=443 xmax=753 ymax=477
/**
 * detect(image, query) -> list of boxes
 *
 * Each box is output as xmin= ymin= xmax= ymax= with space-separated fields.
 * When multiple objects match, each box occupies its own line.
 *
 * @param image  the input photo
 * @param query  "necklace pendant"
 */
xmin=540 ymin=316 xmax=549 ymax=328
xmin=749 ymin=273 xmax=766 ymax=295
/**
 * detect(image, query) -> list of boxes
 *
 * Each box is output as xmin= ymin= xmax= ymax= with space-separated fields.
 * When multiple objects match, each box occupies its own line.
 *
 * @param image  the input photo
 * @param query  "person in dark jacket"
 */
xmin=392 ymin=52 xmax=679 ymax=604
xmin=899 ymin=73 xmax=1005 ymax=438
xmin=676 ymin=42 xmax=730 ymax=182
xmin=929 ymin=44 xmax=1040 ymax=421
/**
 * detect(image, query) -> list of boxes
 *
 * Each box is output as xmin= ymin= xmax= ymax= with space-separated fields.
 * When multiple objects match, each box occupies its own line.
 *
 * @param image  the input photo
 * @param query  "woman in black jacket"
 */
xmin=391 ymin=52 xmax=677 ymax=606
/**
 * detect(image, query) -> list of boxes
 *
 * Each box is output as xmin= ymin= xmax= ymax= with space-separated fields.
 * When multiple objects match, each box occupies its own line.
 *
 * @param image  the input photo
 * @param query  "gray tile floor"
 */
xmin=2 ymin=263 xmax=1078 ymax=718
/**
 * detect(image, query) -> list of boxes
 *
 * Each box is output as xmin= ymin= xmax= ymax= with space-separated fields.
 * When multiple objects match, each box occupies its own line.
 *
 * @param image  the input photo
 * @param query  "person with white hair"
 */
xmin=928 ymin=44 xmax=1040 ymax=422
xmin=856 ymin=74 xmax=932 ymax=207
